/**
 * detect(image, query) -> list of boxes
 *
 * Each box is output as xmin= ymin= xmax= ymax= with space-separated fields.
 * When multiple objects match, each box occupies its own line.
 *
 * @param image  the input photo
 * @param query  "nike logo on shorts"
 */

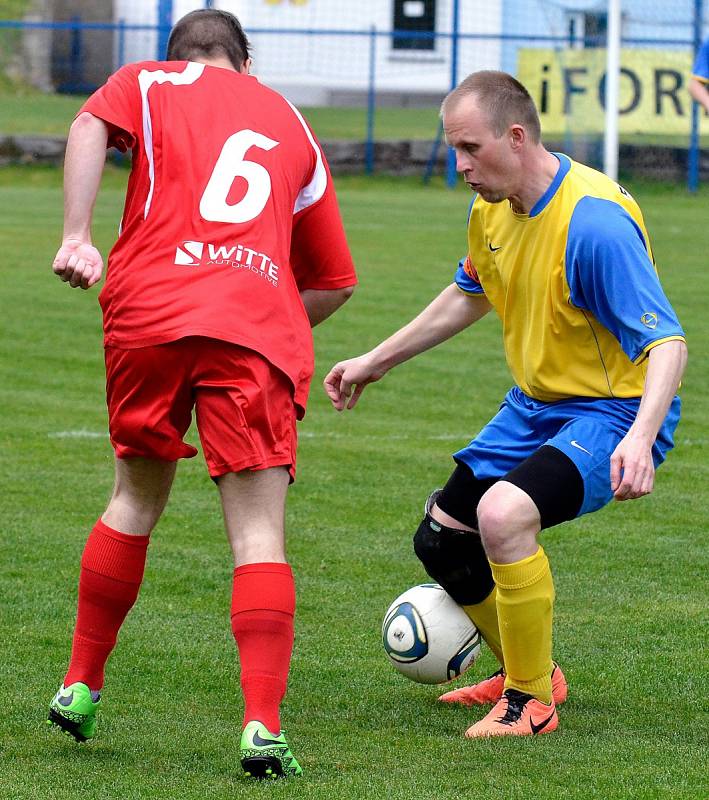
xmin=570 ymin=440 xmax=593 ymax=456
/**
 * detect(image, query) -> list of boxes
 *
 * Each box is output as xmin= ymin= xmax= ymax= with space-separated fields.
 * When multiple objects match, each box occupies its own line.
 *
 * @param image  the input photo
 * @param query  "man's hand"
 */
xmin=610 ymin=339 xmax=687 ymax=502
xmin=52 ymin=238 xmax=104 ymax=290
xmin=323 ymin=285 xmax=490 ymax=412
xmin=689 ymin=77 xmax=709 ymax=114
xmin=323 ymin=354 xmax=386 ymax=411
xmin=610 ymin=432 xmax=655 ymax=501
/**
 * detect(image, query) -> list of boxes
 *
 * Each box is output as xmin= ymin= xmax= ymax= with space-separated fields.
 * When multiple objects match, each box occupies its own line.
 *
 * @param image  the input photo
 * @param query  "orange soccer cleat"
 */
xmin=439 ymin=662 xmax=568 ymax=707
xmin=464 ymin=689 xmax=558 ymax=738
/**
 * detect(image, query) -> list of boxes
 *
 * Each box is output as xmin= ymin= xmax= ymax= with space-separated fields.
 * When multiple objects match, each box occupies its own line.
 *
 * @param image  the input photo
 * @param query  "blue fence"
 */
xmin=1 ymin=15 xmax=707 ymax=188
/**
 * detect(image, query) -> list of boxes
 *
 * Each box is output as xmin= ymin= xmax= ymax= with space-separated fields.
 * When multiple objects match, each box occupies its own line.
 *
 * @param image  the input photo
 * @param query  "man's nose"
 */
xmin=455 ymin=150 xmax=471 ymax=173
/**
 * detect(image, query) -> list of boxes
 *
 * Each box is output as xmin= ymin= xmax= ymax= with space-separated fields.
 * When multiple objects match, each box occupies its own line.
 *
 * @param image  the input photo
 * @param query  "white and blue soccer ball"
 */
xmin=382 ymin=583 xmax=481 ymax=685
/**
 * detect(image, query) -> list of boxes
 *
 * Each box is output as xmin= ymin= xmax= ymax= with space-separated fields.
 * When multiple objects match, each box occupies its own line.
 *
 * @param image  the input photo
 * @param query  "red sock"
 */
xmin=64 ymin=519 xmax=150 ymax=691
xmin=230 ymin=562 xmax=295 ymax=735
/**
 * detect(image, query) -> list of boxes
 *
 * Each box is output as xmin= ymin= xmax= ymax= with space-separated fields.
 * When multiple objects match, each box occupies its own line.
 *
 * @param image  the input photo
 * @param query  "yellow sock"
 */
xmin=490 ymin=547 xmax=554 ymax=704
xmin=463 ymin=586 xmax=504 ymax=668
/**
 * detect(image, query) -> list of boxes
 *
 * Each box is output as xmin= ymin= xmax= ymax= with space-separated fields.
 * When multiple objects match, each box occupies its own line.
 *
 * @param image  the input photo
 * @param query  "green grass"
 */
xmin=0 ymin=2 xmax=31 ymax=21
xmin=0 ymin=166 xmax=707 ymax=799
xmin=0 ymin=90 xmax=444 ymax=140
xmin=0 ymin=92 xmax=88 ymax=136
xmin=2 ymin=89 xmax=709 ymax=148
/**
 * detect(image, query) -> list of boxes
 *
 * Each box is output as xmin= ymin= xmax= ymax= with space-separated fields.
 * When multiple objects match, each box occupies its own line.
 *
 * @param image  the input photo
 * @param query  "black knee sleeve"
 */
xmin=413 ymin=512 xmax=494 ymax=605
xmin=504 ymin=445 xmax=584 ymax=529
xmin=436 ymin=463 xmax=497 ymax=529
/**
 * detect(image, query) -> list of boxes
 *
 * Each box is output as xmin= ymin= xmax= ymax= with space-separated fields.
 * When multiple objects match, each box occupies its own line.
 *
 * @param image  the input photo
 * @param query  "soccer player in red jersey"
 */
xmin=47 ymin=9 xmax=356 ymax=778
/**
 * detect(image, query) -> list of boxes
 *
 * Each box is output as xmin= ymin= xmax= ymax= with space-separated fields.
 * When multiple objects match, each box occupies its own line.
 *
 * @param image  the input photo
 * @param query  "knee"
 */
xmin=477 ymin=483 xmax=538 ymax=552
xmin=106 ymin=458 xmax=176 ymax=534
xmin=106 ymin=499 xmax=163 ymax=535
xmin=413 ymin=510 xmax=494 ymax=605
xmin=106 ymin=487 xmax=168 ymax=534
xmin=477 ymin=495 xmax=512 ymax=549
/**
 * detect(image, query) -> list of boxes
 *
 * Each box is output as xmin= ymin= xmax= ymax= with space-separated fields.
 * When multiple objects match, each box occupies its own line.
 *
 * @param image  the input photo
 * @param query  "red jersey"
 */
xmin=81 ymin=60 xmax=356 ymax=414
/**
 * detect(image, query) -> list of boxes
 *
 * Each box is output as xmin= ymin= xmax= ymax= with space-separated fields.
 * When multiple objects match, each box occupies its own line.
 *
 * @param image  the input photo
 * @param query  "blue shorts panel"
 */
xmin=454 ymin=387 xmax=681 ymax=518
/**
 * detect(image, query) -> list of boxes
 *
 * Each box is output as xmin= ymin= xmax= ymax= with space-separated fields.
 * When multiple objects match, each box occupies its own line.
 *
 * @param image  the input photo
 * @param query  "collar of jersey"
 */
xmin=528 ymin=153 xmax=571 ymax=218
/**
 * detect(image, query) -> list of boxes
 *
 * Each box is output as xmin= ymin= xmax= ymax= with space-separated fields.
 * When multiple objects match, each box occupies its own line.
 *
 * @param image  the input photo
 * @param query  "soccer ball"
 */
xmin=382 ymin=583 xmax=481 ymax=684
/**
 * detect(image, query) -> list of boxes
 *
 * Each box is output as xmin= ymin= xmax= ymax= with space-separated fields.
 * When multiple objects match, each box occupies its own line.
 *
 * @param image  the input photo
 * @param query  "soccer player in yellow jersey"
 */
xmin=324 ymin=71 xmax=687 ymax=738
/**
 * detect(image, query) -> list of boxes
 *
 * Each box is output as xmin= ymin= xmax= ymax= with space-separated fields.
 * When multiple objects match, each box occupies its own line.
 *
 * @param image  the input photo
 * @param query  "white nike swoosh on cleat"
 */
xmin=570 ymin=440 xmax=593 ymax=456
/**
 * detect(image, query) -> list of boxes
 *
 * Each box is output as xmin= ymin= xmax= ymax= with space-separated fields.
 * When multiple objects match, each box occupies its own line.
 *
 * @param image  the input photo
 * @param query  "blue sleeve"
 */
xmin=692 ymin=38 xmax=709 ymax=81
xmin=565 ymin=197 xmax=684 ymax=362
xmin=454 ymin=256 xmax=485 ymax=294
xmin=454 ymin=195 xmax=485 ymax=294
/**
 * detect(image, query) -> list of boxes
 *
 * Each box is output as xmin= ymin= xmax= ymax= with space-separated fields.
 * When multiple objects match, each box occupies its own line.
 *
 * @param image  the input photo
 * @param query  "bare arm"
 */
xmin=689 ymin=78 xmax=709 ymax=114
xmin=300 ymin=285 xmax=355 ymax=327
xmin=52 ymin=112 xmax=109 ymax=290
xmin=324 ymin=283 xmax=492 ymax=410
xmin=610 ymin=339 xmax=688 ymax=500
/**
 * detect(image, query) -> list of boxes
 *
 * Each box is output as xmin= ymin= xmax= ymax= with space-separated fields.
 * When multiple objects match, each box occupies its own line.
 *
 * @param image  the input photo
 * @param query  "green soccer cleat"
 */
xmin=47 ymin=682 xmax=101 ymax=742
xmin=239 ymin=720 xmax=302 ymax=779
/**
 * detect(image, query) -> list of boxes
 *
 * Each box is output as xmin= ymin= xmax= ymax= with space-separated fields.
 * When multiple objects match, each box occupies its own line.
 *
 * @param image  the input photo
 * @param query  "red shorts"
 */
xmin=105 ymin=337 xmax=297 ymax=480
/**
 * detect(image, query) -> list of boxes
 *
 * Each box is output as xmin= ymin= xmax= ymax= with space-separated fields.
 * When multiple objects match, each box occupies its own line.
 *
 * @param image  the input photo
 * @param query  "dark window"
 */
xmin=584 ymin=12 xmax=608 ymax=48
xmin=566 ymin=11 xmax=609 ymax=49
xmin=392 ymin=0 xmax=436 ymax=52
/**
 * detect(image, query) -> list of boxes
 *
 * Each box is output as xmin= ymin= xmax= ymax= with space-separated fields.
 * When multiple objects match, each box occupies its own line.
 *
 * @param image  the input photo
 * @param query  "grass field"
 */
xmin=2 ymin=88 xmax=709 ymax=150
xmin=0 ymin=89 xmax=443 ymax=140
xmin=0 ymin=165 xmax=707 ymax=800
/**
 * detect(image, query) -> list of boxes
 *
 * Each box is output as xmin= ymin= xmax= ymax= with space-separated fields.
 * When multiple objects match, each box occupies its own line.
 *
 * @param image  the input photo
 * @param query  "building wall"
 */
xmin=16 ymin=0 xmax=53 ymax=91
xmin=501 ymin=0 xmax=699 ymax=75
xmin=52 ymin=0 xmax=114 ymax=89
xmin=113 ymin=0 xmax=503 ymax=105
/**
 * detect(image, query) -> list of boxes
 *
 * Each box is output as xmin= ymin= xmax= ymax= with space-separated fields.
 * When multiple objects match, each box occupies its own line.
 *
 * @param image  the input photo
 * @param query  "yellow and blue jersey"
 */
xmin=455 ymin=153 xmax=685 ymax=402
xmin=692 ymin=37 xmax=709 ymax=83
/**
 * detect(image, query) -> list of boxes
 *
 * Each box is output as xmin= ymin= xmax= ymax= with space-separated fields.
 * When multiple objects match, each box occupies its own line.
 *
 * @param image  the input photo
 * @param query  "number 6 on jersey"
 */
xmin=199 ymin=129 xmax=279 ymax=224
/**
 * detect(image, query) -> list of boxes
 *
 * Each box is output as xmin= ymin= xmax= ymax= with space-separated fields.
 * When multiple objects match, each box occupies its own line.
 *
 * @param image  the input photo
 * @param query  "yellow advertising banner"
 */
xmin=518 ymin=49 xmax=696 ymax=135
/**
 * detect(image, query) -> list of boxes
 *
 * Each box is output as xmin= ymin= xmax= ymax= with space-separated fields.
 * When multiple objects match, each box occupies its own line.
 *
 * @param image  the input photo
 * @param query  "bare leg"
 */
xmin=102 ymin=456 xmax=177 ymax=535
xmin=218 ymin=466 xmax=295 ymax=737
xmin=217 ymin=466 xmax=290 ymax=565
xmin=59 ymin=457 xmax=176 ymax=694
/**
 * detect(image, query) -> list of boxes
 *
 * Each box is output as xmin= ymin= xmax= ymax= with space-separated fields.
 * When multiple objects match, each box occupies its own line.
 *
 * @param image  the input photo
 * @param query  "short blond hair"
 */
xmin=442 ymin=70 xmax=541 ymax=144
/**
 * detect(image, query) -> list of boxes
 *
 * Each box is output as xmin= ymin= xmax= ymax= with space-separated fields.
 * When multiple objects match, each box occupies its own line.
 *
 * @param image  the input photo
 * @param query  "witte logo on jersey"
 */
xmin=174 ymin=240 xmax=279 ymax=286
xmin=175 ymin=241 xmax=204 ymax=265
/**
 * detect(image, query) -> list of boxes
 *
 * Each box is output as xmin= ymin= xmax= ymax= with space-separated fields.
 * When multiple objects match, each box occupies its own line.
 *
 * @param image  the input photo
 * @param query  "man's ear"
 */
xmin=509 ymin=123 xmax=526 ymax=151
xmin=241 ymin=58 xmax=252 ymax=75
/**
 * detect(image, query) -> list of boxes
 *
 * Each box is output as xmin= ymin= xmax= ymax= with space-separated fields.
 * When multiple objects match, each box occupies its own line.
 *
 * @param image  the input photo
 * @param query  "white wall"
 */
xmin=114 ymin=0 xmax=158 ymax=66
xmin=114 ymin=0 xmax=503 ymax=102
